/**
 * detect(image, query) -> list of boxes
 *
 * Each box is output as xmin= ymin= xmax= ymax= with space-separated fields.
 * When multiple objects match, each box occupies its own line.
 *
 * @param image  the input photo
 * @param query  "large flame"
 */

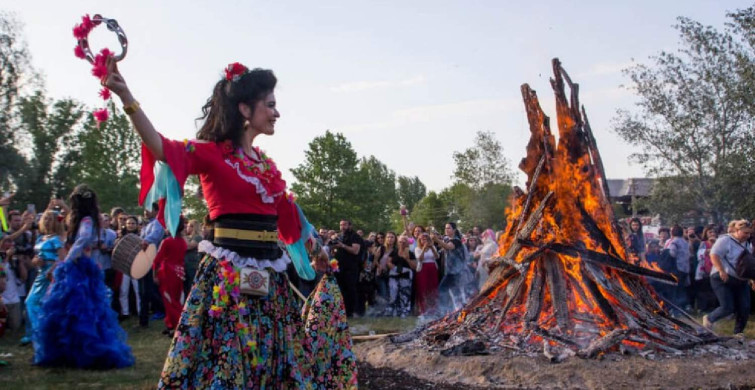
xmin=422 ymin=59 xmax=711 ymax=357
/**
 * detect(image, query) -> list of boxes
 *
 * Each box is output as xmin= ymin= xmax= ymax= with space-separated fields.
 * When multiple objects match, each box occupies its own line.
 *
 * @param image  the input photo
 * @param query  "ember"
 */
xmin=411 ymin=59 xmax=718 ymax=359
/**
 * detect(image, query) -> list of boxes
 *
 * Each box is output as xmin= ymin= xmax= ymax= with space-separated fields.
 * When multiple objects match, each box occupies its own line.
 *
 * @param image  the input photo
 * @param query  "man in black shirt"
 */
xmin=333 ymin=220 xmax=362 ymax=317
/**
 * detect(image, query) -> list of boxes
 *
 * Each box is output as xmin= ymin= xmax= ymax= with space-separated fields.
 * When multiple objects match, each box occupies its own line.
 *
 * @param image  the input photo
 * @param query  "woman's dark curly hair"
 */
xmin=67 ymin=184 xmax=101 ymax=245
xmin=196 ymin=68 xmax=277 ymax=147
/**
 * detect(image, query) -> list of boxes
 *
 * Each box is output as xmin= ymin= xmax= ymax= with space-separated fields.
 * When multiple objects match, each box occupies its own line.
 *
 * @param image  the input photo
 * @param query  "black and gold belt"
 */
xmin=213 ymin=214 xmax=282 ymax=259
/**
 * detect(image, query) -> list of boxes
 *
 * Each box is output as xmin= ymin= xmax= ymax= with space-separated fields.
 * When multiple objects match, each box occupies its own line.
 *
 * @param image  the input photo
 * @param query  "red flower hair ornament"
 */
xmin=72 ymin=14 xmax=128 ymax=125
xmin=225 ymin=62 xmax=249 ymax=82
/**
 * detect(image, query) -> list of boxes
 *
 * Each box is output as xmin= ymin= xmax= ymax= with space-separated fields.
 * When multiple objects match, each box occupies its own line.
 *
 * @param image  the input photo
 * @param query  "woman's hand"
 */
xmin=719 ymin=271 xmax=729 ymax=283
xmin=102 ymin=57 xmax=132 ymax=101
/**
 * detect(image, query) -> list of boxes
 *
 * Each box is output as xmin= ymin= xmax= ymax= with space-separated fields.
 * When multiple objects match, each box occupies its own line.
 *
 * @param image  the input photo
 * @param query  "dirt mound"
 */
xmin=355 ymin=338 xmax=755 ymax=389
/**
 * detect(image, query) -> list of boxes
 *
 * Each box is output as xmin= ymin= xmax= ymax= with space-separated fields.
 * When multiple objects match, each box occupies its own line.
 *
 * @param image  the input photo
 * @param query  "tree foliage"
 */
xmin=291 ymin=130 xmax=360 ymax=229
xmin=15 ymin=91 xmax=83 ymax=208
xmin=613 ymin=6 xmax=755 ymax=222
xmin=452 ymin=130 xmax=512 ymax=190
xmin=61 ymin=103 xmax=142 ymax=213
xmin=0 ymin=12 xmax=34 ymax=191
xmin=396 ymin=175 xmax=426 ymax=213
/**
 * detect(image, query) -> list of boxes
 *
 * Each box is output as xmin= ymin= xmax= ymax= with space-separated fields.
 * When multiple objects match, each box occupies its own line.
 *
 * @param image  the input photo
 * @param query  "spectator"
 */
xmin=628 ymin=217 xmax=646 ymax=263
xmin=658 ymin=227 xmax=670 ymax=247
xmin=685 ymin=226 xmax=702 ymax=311
xmin=23 ymin=210 xmax=65 ymax=347
xmin=475 ymin=229 xmax=499 ymax=290
xmin=373 ymin=232 xmax=392 ymax=305
xmin=201 ymin=214 xmax=214 ymax=241
xmin=694 ymin=225 xmax=719 ymax=312
xmin=0 ymin=238 xmax=22 ymax=332
xmin=182 ymin=219 xmax=203 ymax=296
xmin=139 ymin=204 xmax=165 ymax=327
xmin=433 ymin=222 xmax=473 ymax=314
xmin=118 ymin=215 xmax=141 ymax=320
xmin=665 ymin=225 xmax=691 ymax=313
xmin=95 ymin=213 xmax=118 ymax=310
xmin=153 ymin=216 xmax=187 ymax=337
xmin=110 ymin=207 xmax=125 ymax=231
xmin=703 ymin=220 xmax=755 ymax=336
xmin=356 ymin=232 xmax=377 ymax=317
xmin=383 ymin=234 xmax=414 ymax=317
xmin=413 ymin=232 xmax=439 ymax=316
xmin=332 ymin=220 xmax=362 ymax=317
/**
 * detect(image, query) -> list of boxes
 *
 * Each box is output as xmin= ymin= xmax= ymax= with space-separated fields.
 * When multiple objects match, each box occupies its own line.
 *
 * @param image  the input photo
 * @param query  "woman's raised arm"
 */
xmin=104 ymin=57 xmax=165 ymax=161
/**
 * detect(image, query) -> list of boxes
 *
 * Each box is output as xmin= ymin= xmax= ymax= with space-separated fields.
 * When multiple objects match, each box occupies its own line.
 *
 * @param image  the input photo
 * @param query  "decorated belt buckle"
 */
xmin=240 ymin=267 xmax=270 ymax=297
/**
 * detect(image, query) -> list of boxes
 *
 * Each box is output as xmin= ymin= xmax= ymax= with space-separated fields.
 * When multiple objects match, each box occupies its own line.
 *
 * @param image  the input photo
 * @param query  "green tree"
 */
xmin=291 ymin=131 xmax=359 ymax=229
xmin=452 ymin=130 xmax=512 ymax=190
xmin=396 ymin=175 xmax=426 ymax=213
xmin=62 ymin=103 xmax=142 ymax=213
xmin=183 ymin=176 xmax=209 ymax=221
xmin=0 ymin=12 xmax=35 ymax=192
xmin=612 ymin=7 xmax=755 ymax=223
xmin=411 ymin=191 xmax=448 ymax=230
xmin=351 ymin=156 xmax=397 ymax=232
xmin=15 ymin=91 xmax=83 ymax=208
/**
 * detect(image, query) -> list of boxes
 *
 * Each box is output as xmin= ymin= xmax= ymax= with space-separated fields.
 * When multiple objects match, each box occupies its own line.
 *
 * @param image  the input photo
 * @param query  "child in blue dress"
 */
xmin=23 ymin=210 xmax=65 ymax=348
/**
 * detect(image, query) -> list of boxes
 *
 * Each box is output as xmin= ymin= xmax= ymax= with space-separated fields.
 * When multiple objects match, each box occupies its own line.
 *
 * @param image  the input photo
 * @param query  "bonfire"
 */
xmin=407 ymin=59 xmax=717 ymax=360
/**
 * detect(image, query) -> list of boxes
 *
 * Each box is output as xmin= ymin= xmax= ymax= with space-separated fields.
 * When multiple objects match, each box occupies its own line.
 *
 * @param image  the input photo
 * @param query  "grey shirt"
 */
xmin=710 ymin=234 xmax=753 ymax=277
xmin=666 ymin=236 xmax=690 ymax=273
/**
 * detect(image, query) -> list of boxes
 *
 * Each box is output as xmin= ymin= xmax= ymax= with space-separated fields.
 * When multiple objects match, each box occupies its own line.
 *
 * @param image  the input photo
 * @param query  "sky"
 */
xmin=2 ymin=0 xmax=751 ymax=192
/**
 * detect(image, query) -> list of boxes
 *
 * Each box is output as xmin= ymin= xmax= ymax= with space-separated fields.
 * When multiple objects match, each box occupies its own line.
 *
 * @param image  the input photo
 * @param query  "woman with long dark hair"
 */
xmin=33 ymin=184 xmax=134 ymax=369
xmin=105 ymin=59 xmax=356 ymax=388
xmin=433 ymin=222 xmax=472 ymax=314
xmin=628 ymin=217 xmax=646 ymax=263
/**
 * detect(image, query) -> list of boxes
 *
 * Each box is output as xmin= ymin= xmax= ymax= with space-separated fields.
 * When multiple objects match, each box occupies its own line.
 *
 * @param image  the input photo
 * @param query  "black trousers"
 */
xmin=336 ymin=270 xmax=359 ymax=317
xmin=138 ymin=269 xmax=164 ymax=326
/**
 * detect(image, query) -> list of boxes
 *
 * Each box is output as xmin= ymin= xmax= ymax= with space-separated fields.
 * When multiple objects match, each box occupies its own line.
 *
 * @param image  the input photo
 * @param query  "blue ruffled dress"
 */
xmin=33 ymin=216 xmax=134 ymax=369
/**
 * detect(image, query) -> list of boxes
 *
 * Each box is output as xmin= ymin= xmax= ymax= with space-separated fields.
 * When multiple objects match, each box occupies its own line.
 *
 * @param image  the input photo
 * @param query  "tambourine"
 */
xmin=76 ymin=14 xmax=128 ymax=64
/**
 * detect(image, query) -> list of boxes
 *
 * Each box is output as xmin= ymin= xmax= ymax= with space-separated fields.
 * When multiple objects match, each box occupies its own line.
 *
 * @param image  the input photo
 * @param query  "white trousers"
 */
xmin=119 ymin=274 xmax=141 ymax=316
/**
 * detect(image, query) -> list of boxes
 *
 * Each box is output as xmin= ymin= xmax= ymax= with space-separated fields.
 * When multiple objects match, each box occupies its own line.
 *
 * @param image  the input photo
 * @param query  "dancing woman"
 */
xmin=105 ymin=59 xmax=357 ymax=388
xmin=34 ymin=185 xmax=134 ymax=369
xmin=25 ymin=210 xmax=65 ymax=350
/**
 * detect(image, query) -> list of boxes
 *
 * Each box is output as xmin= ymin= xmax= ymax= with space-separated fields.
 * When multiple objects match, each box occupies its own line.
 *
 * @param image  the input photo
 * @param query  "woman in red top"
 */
xmin=153 ymin=216 xmax=187 ymax=336
xmin=104 ymin=59 xmax=357 ymax=389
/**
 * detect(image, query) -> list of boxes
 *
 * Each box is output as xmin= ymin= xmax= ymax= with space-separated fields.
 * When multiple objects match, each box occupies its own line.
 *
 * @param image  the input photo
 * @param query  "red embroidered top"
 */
xmin=139 ymin=134 xmax=302 ymax=244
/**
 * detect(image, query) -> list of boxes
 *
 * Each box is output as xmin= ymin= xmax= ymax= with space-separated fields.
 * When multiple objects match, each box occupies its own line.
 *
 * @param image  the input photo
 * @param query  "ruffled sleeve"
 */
xmin=139 ymin=136 xmax=217 ymax=238
xmin=277 ymin=194 xmax=316 ymax=281
xmin=64 ymin=217 xmax=94 ymax=262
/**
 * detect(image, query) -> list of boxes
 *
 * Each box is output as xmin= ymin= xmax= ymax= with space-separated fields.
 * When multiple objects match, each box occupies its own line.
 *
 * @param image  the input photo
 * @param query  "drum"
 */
xmin=112 ymin=233 xmax=156 ymax=279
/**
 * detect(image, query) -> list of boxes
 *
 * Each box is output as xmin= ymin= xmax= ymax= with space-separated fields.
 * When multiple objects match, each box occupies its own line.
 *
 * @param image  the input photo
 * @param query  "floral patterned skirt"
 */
xmin=158 ymin=254 xmax=359 ymax=389
xmin=302 ymin=274 xmax=358 ymax=389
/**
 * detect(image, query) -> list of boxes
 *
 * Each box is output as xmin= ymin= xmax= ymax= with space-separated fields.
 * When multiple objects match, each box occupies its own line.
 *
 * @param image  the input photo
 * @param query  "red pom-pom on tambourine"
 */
xmin=72 ymin=14 xmax=128 ymax=125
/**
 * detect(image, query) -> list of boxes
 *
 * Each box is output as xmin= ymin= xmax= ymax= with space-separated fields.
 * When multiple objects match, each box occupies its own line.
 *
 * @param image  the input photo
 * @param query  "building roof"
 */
xmin=606 ymin=178 xmax=654 ymax=198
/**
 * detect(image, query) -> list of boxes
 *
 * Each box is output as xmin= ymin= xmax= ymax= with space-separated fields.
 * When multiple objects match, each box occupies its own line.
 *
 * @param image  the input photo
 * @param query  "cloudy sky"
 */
xmin=2 ymin=0 xmax=750 ymax=191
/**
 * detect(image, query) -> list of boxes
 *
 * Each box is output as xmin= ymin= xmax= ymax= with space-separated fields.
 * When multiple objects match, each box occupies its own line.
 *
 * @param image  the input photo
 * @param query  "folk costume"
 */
xmin=34 ymin=216 xmax=134 ymax=369
xmin=153 ymin=235 xmax=187 ymax=331
xmin=25 ymin=235 xmax=63 ymax=350
xmin=145 ymin=136 xmax=357 ymax=389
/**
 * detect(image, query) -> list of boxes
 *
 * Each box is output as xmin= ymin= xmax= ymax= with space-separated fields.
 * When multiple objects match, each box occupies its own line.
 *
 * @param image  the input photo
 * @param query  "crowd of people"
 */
xmin=623 ymin=217 xmax=755 ymax=336
xmin=307 ymin=215 xmax=502 ymax=320
xmin=0 ymin=187 xmax=134 ymax=368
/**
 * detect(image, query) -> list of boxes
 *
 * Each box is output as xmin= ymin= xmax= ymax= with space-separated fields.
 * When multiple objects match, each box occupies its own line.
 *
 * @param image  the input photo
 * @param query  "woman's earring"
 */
xmin=243 ymin=119 xmax=250 ymax=129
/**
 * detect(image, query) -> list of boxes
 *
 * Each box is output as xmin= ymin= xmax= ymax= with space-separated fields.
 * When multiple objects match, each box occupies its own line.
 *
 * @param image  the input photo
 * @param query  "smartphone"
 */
xmin=27 ymin=204 xmax=36 ymax=214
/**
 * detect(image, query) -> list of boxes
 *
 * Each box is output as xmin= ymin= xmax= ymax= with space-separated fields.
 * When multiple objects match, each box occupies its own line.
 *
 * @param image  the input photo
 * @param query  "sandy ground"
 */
xmin=354 ymin=338 xmax=755 ymax=389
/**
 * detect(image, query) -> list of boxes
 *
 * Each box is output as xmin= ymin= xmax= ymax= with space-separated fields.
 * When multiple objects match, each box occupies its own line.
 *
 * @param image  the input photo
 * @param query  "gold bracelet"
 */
xmin=123 ymin=100 xmax=140 ymax=115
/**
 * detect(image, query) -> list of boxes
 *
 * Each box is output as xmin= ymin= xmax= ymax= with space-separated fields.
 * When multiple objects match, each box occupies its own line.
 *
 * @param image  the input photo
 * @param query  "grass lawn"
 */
xmin=1 ymin=314 xmax=754 ymax=389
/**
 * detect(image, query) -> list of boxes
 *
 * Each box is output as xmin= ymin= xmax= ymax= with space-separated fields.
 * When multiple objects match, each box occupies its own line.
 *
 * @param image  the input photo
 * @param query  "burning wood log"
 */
xmin=578 ymin=329 xmax=630 ymax=358
xmin=412 ymin=59 xmax=716 ymax=359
